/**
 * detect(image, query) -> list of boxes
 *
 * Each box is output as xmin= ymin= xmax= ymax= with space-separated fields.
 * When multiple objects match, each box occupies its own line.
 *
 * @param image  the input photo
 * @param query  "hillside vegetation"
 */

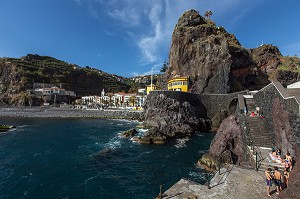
xmin=0 ymin=54 xmax=131 ymax=105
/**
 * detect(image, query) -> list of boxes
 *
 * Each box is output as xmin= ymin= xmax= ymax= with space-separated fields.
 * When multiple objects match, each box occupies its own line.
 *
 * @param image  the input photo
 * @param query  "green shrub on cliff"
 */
xmin=0 ymin=54 xmax=132 ymax=103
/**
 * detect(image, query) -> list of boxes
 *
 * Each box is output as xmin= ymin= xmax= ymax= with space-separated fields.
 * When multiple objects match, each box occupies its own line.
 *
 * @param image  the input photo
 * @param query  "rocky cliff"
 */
xmin=198 ymin=115 xmax=250 ymax=170
xmin=142 ymin=92 xmax=210 ymax=143
xmin=0 ymin=54 xmax=131 ymax=106
xmin=163 ymin=10 xmax=299 ymax=93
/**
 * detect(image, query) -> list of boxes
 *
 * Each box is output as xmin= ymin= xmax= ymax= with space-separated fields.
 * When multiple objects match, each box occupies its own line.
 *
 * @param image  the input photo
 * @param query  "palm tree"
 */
xmin=129 ymin=96 xmax=136 ymax=107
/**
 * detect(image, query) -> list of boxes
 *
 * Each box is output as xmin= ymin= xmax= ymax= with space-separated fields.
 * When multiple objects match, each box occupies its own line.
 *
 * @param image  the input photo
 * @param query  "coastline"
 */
xmin=0 ymin=107 xmax=143 ymax=120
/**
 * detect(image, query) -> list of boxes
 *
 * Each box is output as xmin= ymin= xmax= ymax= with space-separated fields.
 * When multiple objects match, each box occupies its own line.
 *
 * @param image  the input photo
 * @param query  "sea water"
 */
xmin=0 ymin=118 xmax=214 ymax=199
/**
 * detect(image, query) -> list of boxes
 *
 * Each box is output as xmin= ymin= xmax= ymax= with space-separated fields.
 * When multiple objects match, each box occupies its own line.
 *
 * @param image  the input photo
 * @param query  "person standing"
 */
xmin=256 ymin=106 xmax=260 ymax=116
xmin=265 ymin=168 xmax=273 ymax=197
xmin=284 ymin=168 xmax=289 ymax=188
xmin=274 ymin=166 xmax=282 ymax=194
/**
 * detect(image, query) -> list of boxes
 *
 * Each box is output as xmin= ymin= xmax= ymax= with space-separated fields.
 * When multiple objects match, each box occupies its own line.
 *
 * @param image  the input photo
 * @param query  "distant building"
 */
xmin=146 ymin=84 xmax=158 ymax=95
xmin=167 ymin=77 xmax=189 ymax=92
xmin=138 ymin=88 xmax=146 ymax=95
xmin=27 ymin=86 xmax=76 ymax=105
xmin=80 ymin=92 xmax=146 ymax=109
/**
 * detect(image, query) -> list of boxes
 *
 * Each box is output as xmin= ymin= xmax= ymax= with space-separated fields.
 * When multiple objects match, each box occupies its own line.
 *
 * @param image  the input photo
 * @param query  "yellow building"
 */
xmin=167 ymin=77 xmax=189 ymax=92
xmin=146 ymin=84 xmax=157 ymax=95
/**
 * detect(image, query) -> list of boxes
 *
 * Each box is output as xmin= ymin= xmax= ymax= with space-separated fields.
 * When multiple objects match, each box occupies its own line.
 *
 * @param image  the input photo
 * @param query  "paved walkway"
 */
xmin=162 ymin=165 xmax=280 ymax=199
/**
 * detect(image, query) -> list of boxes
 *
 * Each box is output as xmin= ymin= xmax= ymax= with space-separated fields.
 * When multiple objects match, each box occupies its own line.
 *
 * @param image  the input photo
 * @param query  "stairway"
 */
xmin=249 ymin=146 xmax=285 ymax=171
xmin=244 ymin=98 xmax=273 ymax=148
xmin=247 ymin=117 xmax=273 ymax=148
xmin=243 ymin=97 xmax=284 ymax=171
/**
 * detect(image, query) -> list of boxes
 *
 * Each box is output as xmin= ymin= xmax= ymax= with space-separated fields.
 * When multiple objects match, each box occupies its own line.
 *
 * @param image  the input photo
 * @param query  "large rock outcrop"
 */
xmin=142 ymin=92 xmax=210 ymax=142
xmin=251 ymin=44 xmax=282 ymax=74
xmin=164 ymin=10 xmax=259 ymax=94
xmin=163 ymin=10 xmax=300 ymax=93
xmin=198 ymin=115 xmax=250 ymax=170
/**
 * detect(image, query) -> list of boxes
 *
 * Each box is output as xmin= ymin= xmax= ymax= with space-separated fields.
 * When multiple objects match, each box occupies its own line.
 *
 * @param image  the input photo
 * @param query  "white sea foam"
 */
xmin=18 ymin=125 xmax=30 ymax=128
xmin=174 ymin=138 xmax=189 ymax=148
xmin=104 ymin=137 xmax=121 ymax=149
xmin=33 ymin=153 xmax=42 ymax=157
xmin=198 ymin=150 xmax=207 ymax=154
xmin=137 ymin=128 xmax=148 ymax=133
xmin=188 ymin=171 xmax=208 ymax=182
xmin=84 ymin=173 xmax=100 ymax=184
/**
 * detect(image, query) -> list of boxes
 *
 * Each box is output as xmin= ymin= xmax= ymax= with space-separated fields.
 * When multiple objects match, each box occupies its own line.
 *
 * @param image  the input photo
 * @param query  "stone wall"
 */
xmin=253 ymin=83 xmax=300 ymax=155
xmin=200 ymin=91 xmax=247 ymax=118
xmin=149 ymin=90 xmax=247 ymax=119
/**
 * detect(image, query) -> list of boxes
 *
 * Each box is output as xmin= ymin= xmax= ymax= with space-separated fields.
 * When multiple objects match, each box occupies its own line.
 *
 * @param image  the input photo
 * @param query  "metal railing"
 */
xmin=206 ymin=155 xmax=224 ymax=189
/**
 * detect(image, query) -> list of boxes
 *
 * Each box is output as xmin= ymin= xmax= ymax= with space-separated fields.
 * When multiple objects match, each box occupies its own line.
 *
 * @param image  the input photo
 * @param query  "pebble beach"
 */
xmin=0 ymin=107 xmax=142 ymax=120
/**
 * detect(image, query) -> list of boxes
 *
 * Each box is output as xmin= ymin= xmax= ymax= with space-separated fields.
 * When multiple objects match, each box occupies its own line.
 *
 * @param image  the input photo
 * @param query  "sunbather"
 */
xmin=269 ymin=151 xmax=282 ymax=163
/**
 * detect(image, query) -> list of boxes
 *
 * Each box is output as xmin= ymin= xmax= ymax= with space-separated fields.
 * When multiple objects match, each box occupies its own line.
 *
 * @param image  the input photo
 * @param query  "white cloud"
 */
xmin=131 ymin=62 xmax=163 ymax=76
xmin=138 ymin=3 xmax=164 ymax=63
xmin=74 ymin=0 xmax=260 ymax=74
xmin=107 ymin=8 xmax=140 ymax=26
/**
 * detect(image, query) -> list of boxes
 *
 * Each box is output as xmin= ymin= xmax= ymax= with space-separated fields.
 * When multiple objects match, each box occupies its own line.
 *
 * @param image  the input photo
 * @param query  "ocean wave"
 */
xmin=174 ymin=138 xmax=189 ymax=148
xmin=197 ymin=150 xmax=207 ymax=154
xmin=18 ymin=125 xmax=30 ymax=128
xmin=188 ymin=171 xmax=210 ymax=182
xmin=104 ymin=137 xmax=121 ymax=149
xmin=137 ymin=128 xmax=148 ymax=133
xmin=84 ymin=173 xmax=101 ymax=184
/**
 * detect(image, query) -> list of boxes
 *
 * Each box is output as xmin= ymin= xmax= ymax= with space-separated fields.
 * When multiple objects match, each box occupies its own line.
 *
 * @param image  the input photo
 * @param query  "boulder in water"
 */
xmin=120 ymin=128 xmax=138 ymax=138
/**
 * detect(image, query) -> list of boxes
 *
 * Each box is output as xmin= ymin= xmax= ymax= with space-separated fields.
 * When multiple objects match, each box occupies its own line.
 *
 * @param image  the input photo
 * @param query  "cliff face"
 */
xmin=164 ymin=10 xmax=299 ymax=93
xmin=143 ymin=92 xmax=210 ymax=138
xmin=198 ymin=115 xmax=250 ymax=170
xmin=0 ymin=54 xmax=130 ymax=105
xmin=165 ymin=10 xmax=256 ymax=94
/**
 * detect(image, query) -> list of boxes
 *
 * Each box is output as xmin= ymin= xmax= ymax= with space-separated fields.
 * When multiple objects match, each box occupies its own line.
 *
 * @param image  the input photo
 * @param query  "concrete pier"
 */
xmin=162 ymin=165 xmax=279 ymax=199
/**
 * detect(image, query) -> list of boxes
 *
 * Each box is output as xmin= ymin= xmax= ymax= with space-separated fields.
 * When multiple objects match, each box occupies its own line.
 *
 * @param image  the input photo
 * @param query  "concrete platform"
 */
xmin=162 ymin=165 xmax=280 ymax=199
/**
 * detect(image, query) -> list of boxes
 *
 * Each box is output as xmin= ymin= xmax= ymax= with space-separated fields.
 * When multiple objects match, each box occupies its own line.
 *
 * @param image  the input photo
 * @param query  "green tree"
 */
xmin=129 ymin=96 xmax=136 ymax=107
xmin=129 ymin=82 xmax=139 ymax=93
xmin=204 ymin=10 xmax=213 ymax=19
xmin=160 ymin=61 xmax=169 ymax=72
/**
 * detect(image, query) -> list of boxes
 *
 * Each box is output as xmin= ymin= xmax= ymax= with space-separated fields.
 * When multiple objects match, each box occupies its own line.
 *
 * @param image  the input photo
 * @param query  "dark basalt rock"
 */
xmin=161 ymin=10 xmax=299 ymax=93
xmin=270 ymin=98 xmax=300 ymax=198
xmin=198 ymin=115 xmax=250 ymax=170
xmin=132 ymin=127 xmax=167 ymax=145
xmin=211 ymin=109 xmax=228 ymax=131
xmin=142 ymin=92 xmax=211 ymax=144
xmin=120 ymin=128 xmax=138 ymax=138
xmin=164 ymin=9 xmax=260 ymax=94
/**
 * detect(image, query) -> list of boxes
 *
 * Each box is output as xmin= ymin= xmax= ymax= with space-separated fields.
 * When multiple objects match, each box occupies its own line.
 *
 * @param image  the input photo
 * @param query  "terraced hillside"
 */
xmin=0 ymin=54 xmax=131 ymax=105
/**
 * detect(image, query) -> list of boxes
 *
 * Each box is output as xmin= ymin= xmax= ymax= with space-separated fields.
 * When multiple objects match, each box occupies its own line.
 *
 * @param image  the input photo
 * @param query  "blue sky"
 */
xmin=1 ymin=0 xmax=300 ymax=77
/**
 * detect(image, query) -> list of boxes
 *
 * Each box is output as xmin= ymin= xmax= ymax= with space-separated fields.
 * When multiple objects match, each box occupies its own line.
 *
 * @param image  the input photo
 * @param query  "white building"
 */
xmin=287 ymin=81 xmax=300 ymax=89
xmin=81 ymin=92 xmax=146 ymax=108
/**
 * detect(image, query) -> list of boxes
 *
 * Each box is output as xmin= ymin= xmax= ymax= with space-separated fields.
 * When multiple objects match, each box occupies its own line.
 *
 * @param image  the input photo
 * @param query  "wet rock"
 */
xmin=133 ymin=127 xmax=167 ymax=145
xmin=93 ymin=148 xmax=114 ymax=157
xmin=143 ymin=92 xmax=211 ymax=143
xmin=199 ymin=115 xmax=250 ymax=170
xmin=120 ymin=128 xmax=138 ymax=138
xmin=211 ymin=109 xmax=228 ymax=131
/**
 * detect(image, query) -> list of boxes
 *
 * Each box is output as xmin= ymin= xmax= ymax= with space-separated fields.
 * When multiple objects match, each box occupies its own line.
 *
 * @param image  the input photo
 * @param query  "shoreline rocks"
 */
xmin=198 ymin=115 xmax=251 ymax=171
xmin=0 ymin=125 xmax=16 ymax=132
xmin=142 ymin=92 xmax=211 ymax=144
xmin=0 ymin=107 xmax=142 ymax=120
xmin=120 ymin=128 xmax=138 ymax=138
